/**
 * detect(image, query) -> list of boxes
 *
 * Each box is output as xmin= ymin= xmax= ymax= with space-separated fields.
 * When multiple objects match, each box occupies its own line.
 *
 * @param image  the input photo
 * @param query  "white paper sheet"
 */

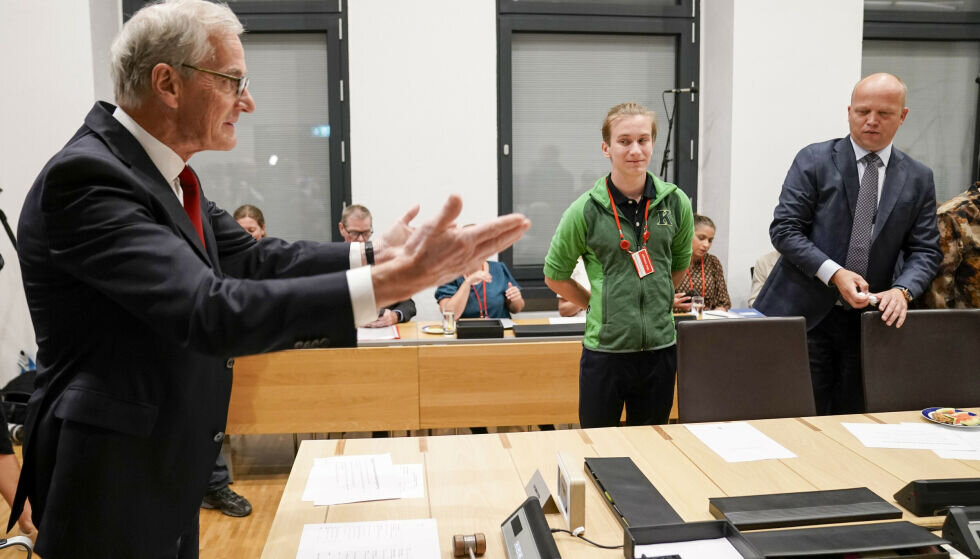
xmin=702 ymin=309 xmax=743 ymax=319
xmin=296 ymin=519 xmax=440 ymax=559
xmin=356 ymin=325 xmax=400 ymax=341
xmin=841 ymin=422 xmax=968 ymax=451
xmin=548 ymin=316 xmax=586 ymax=324
xmin=685 ymin=422 xmax=796 ymax=462
xmin=633 ymin=537 xmax=745 ymax=559
xmin=500 ymin=318 xmax=515 ymax=329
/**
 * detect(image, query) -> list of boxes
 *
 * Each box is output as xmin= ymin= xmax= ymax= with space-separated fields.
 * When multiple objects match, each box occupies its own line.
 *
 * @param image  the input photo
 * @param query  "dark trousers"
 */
xmin=807 ymin=306 xmax=864 ymax=415
xmin=176 ymin=511 xmax=199 ymax=559
xmin=207 ymin=451 xmax=230 ymax=492
xmin=579 ymin=346 xmax=677 ymax=428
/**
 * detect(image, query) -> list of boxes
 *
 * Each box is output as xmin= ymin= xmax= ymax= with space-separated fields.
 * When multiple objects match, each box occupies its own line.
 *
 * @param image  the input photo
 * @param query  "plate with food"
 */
xmin=921 ymin=407 xmax=980 ymax=428
xmin=420 ymin=325 xmax=445 ymax=335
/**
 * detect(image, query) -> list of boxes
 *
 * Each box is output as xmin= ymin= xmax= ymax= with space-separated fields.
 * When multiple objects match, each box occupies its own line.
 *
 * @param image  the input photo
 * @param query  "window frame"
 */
xmin=863 ymin=8 xmax=980 ymax=184
xmin=497 ymin=2 xmax=699 ymax=297
xmin=122 ymin=0 xmax=352 ymax=240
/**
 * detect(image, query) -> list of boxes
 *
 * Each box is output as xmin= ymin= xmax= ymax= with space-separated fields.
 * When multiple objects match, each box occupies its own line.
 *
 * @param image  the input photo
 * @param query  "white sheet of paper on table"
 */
xmin=633 ymin=536 xmax=745 ymax=559
xmin=356 ymin=325 xmax=400 ymax=341
xmin=842 ymin=422 xmax=969 ymax=451
xmin=296 ymin=518 xmax=440 ymax=559
xmin=302 ymin=454 xmax=426 ymax=505
xmin=548 ymin=316 xmax=586 ymax=324
xmin=685 ymin=422 xmax=796 ymax=462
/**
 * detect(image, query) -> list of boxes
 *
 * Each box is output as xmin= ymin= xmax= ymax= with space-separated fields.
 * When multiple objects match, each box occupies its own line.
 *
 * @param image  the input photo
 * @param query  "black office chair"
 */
xmin=861 ymin=309 xmax=980 ymax=412
xmin=676 ymin=317 xmax=815 ymax=423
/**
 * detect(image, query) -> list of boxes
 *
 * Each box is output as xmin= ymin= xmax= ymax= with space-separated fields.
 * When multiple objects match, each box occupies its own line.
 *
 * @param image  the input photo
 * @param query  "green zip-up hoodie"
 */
xmin=544 ymin=172 xmax=694 ymax=352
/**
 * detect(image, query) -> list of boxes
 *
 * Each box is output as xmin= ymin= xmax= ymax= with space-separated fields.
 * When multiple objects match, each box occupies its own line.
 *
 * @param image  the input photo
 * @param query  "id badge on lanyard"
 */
xmin=631 ymin=248 xmax=655 ymax=278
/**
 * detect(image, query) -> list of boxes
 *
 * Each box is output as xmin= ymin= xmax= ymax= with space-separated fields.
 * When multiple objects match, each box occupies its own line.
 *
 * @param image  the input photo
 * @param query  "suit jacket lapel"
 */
xmin=872 ymin=148 xmax=908 ymax=244
xmin=833 ymin=137 xmax=861 ymax=218
xmin=85 ymin=102 xmax=212 ymax=265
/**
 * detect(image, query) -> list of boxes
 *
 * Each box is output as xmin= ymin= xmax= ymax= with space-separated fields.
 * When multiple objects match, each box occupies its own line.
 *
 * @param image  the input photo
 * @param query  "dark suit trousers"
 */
xmin=578 ymin=346 xmax=676 ymax=428
xmin=208 ymin=451 xmax=231 ymax=492
xmin=807 ymin=306 xmax=865 ymax=415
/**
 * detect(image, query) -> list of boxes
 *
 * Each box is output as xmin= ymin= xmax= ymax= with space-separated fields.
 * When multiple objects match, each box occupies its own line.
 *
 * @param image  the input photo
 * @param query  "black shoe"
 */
xmin=202 ymin=486 xmax=252 ymax=517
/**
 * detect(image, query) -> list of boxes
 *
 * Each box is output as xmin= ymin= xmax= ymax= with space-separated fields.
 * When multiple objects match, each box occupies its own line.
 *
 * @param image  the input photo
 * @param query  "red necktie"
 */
xmin=178 ymin=166 xmax=205 ymax=246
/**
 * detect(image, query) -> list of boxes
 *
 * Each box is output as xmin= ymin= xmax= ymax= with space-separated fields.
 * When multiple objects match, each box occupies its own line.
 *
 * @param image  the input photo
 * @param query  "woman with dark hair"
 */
xmin=233 ymin=204 xmax=266 ymax=240
xmin=673 ymin=214 xmax=732 ymax=311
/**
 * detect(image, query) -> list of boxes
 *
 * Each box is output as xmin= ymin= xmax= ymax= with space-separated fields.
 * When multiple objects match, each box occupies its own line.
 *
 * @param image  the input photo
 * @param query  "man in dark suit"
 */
xmin=755 ymin=73 xmax=941 ymax=415
xmin=339 ymin=204 xmax=417 ymax=327
xmin=8 ymin=1 xmax=528 ymax=557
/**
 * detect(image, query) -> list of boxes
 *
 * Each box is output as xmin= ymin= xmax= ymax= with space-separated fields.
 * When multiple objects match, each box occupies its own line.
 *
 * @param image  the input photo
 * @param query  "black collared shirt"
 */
xmin=607 ymin=174 xmax=657 ymax=242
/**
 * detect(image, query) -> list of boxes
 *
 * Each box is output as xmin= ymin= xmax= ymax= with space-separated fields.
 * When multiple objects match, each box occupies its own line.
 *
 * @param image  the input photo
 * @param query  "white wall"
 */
xmin=348 ymin=0 xmax=498 ymax=321
xmin=0 ymin=1 xmax=120 ymax=385
xmin=699 ymin=0 xmax=864 ymax=307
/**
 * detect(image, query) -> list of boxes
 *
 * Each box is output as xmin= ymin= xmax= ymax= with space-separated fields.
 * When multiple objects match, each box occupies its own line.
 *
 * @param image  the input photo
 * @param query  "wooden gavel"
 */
xmin=452 ymin=533 xmax=486 ymax=558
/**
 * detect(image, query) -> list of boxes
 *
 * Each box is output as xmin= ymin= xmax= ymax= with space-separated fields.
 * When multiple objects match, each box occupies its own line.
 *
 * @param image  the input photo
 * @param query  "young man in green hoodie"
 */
xmin=544 ymin=102 xmax=694 ymax=428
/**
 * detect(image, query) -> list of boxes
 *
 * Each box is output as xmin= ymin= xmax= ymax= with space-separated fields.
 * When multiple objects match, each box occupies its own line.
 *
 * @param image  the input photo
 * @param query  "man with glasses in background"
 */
xmin=9 ymin=1 xmax=528 ymax=557
xmin=339 ymin=204 xmax=417 ymax=328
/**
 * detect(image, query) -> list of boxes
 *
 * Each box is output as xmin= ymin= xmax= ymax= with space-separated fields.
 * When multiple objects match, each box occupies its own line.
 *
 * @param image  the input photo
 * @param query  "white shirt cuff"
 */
xmin=347 ymin=265 xmax=378 ymax=326
xmin=349 ymin=242 xmax=363 ymax=269
xmin=815 ymin=259 xmax=842 ymax=286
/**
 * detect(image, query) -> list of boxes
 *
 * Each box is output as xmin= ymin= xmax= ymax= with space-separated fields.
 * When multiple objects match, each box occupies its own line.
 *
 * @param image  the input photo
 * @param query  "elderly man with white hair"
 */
xmin=9 ymin=1 xmax=528 ymax=556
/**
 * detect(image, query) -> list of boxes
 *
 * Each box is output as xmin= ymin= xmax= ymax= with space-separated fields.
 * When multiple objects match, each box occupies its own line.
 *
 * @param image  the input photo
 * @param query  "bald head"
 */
xmin=851 ymin=73 xmax=907 ymax=107
xmin=847 ymin=73 xmax=909 ymax=152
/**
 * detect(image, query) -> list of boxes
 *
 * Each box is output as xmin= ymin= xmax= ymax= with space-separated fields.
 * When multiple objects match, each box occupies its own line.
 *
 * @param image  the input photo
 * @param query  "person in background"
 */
xmin=673 ymin=214 xmax=731 ymax=312
xmin=919 ymin=181 xmax=980 ymax=309
xmin=233 ymin=204 xmax=265 ymax=240
xmin=557 ymin=257 xmax=590 ymax=317
xmin=435 ymin=255 xmax=524 ymax=319
xmin=544 ymin=102 xmax=694 ymax=429
xmin=0 ymin=405 xmax=35 ymax=538
xmin=340 ymin=204 xmax=416 ymax=327
xmin=754 ymin=73 xmax=941 ymax=415
xmin=748 ymin=250 xmax=780 ymax=307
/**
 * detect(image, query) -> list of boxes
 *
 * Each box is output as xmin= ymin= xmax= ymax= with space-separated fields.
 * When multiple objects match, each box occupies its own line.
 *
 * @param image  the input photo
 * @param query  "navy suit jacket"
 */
xmin=755 ymin=137 xmax=941 ymax=329
xmin=13 ymin=102 xmax=360 ymax=557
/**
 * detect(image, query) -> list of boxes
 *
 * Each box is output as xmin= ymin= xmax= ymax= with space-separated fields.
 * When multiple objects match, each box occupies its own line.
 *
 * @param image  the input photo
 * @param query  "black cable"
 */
xmin=550 ymin=528 xmax=623 ymax=550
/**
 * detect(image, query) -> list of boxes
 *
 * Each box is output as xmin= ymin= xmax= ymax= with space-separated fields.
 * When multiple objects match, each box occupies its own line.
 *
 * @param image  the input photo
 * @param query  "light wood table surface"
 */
xmin=261 ymin=410 xmax=978 ymax=558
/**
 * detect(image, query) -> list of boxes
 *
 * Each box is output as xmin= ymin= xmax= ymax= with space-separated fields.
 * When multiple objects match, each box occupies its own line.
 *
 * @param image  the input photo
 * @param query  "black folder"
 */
xmin=709 ymin=487 xmax=902 ymax=530
xmin=512 ymin=323 xmax=585 ymax=337
xmin=584 ymin=457 xmax=682 ymax=529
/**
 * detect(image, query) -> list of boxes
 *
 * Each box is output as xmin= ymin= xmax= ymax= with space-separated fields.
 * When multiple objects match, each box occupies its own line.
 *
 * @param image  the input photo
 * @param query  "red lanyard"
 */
xmin=699 ymin=257 xmax=705 ymax=299
xmin=471 ymin=281 xmax=488 ymax=318
xmin=605 ymin=178 xmax=651 ymax=252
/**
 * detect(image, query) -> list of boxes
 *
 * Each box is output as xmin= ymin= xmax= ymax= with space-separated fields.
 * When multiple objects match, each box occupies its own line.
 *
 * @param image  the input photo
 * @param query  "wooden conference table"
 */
xmin=227 ymin=320 xmax=588 ymax=434
xmin=261 ymin=410 xmax=980 ymax=558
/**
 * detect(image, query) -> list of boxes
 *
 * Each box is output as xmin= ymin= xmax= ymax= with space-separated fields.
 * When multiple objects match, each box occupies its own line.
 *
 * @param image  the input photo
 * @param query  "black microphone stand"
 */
xmin=0 ymin=187 xmax=16 ymax=253
xmin=659 ymin=89 xmax=677 ymax=180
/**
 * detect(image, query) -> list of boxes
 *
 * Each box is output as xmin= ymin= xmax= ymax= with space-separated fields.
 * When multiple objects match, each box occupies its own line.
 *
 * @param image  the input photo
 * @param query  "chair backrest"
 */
xmin=861 ymin=309 xmax=980 ymax=412
xmin=677 ymin=317 xmax=815 ymax=423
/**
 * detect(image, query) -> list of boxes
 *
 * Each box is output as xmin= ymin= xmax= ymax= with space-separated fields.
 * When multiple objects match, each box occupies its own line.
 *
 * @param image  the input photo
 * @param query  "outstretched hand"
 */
xmin=372 ymin=196 xmax=530 ymax=308
xmin=376 ymin=204 xmax=420 ymax=261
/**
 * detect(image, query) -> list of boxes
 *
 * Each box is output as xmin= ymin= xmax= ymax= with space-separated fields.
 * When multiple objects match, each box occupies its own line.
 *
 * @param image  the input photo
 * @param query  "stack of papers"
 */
xmin=297 ymin=519 xmax=440 ymax=559
xmin=685 ymin=422 xmax=797 ymax=463
xmin=356 ymin=325 xmax=400 ymax=341
xmin=549 ymin=316 xmax=586 ymax=324
xmin=842 ymin=422 xmax=980 ymax=460
xmin=634 ymin=537 xmax=744 ymax=559
xmin=302 ymin=453 xmax=425 ymax=506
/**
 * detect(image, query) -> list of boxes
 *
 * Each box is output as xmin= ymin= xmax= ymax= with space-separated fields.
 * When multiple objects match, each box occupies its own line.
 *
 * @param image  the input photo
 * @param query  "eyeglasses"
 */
xmin=181 ymin=63 xmax=250 ymax=99
xmin=344 ymin=228 xmax=373 ymax=240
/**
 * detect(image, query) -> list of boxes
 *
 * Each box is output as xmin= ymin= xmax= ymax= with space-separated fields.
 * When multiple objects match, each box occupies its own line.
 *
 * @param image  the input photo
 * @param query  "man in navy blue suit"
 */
xmin=8 ymin=1 xmax=528 ymax=557
xmin=755 ymin=73 xmax=941 ymax=415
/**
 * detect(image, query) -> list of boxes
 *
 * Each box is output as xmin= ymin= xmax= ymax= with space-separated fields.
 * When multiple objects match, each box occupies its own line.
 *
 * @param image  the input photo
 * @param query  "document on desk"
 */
xmin=302 ymin=453 xmax=425 ymax=506
xmin=686 ymin=422 xmax=796 ymax=462
xmin=356 ymin=325 xmax=400 ymax=341
xmin=296 ymin=518 xmax=440 ymax=559
xmin=633 ymin=537 xmax=745 ymax=559
xmin=841 ymin=422 xmax=968 ymax=451
xmin=549 ymin=316 xmax=586 ymax=324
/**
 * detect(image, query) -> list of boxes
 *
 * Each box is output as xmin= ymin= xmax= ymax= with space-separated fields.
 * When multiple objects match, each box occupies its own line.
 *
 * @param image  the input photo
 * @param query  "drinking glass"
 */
xmin=691 ymin=296 xmax=705 ymax=320
xmin=441 ymin=310 xmax=456 ymax=335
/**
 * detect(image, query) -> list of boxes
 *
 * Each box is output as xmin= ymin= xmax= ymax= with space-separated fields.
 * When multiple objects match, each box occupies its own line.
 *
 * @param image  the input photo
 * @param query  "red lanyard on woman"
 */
xmin=699 ymin=257 xmax=705 ymax=299
xmin=605 ymin=178 xmax=651 ymax=252
xmin=470 ymin=271 xmax=488 ymax=318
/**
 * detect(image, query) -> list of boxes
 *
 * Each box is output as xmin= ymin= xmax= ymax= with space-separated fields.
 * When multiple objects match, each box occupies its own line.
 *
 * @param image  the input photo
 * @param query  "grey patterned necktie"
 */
xmin=844 ymin=152 xmax=881 ymax=278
